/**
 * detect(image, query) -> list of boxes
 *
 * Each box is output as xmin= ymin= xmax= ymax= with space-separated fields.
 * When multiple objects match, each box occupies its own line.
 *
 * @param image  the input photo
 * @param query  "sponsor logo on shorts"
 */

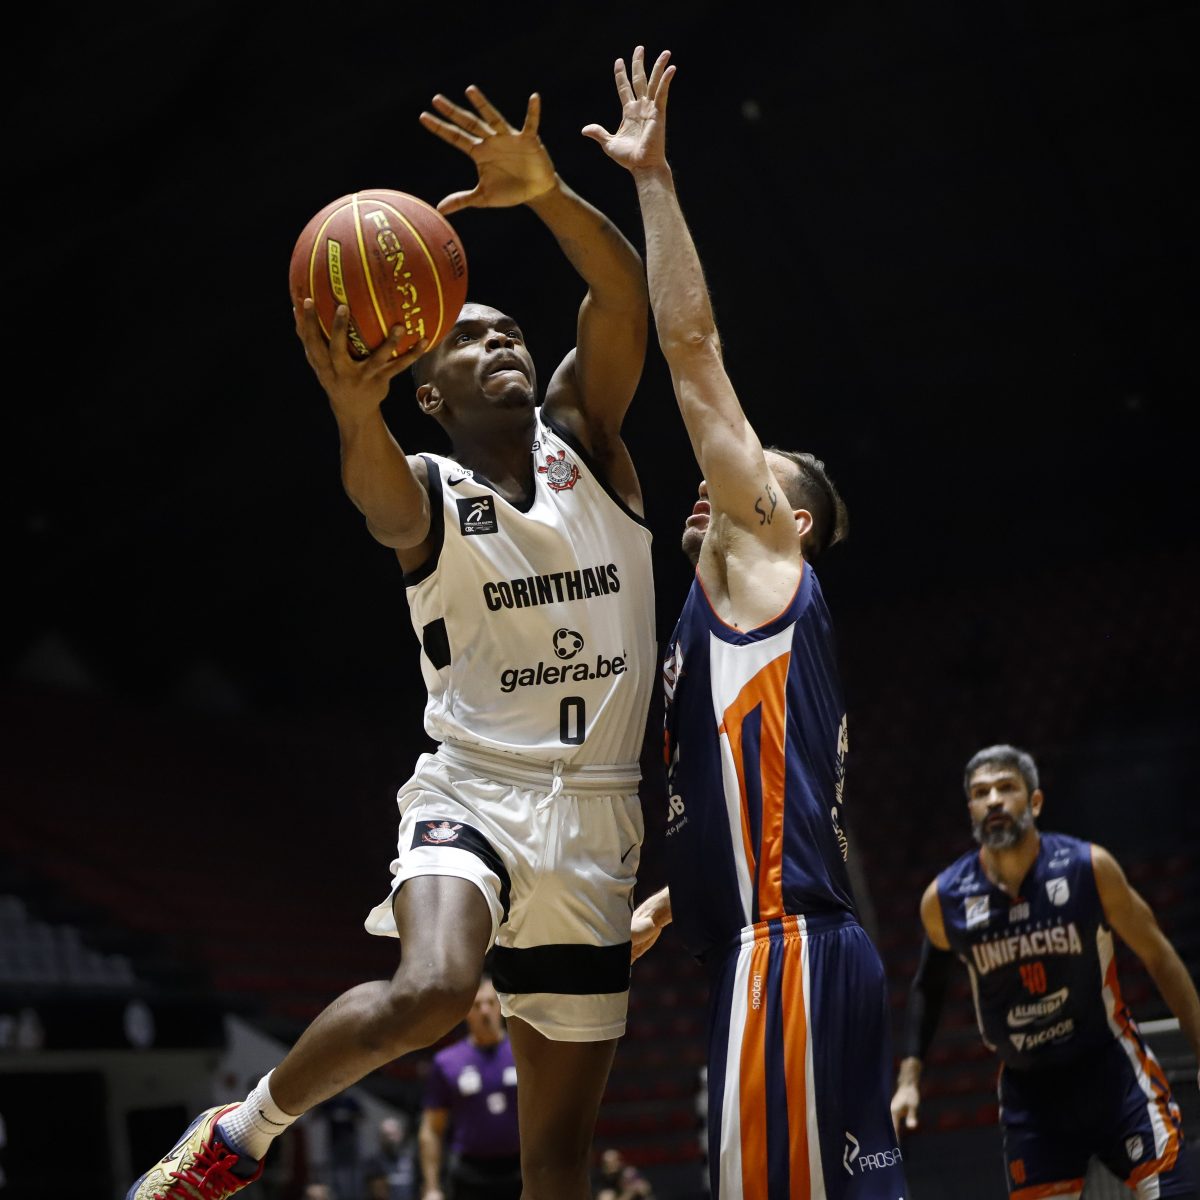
xmin=1009 ymin=1017 xmax=1075 ymax=1052
xmin=1007 ymin=987 xmax=1069 ymax=1027
xmin=844 ymin=1131 xmax=902 ymax=1175
xmin=499 ymin=651 xmax=626 ymax=693
xmin=1126 ymin=1135 xmax=1144 ymax=1163
xmin=751 ymin=972 xmax=763 ymax=1012
xmin=1046 ymin=876 xmax=1070 ymax=906
xmin=458 ymin=495 xmax=498 ymax=535
xmin=419 ymin=820 xmax=463 ymax=844
xmin=965 ymin=895 xmax=990 ymax=929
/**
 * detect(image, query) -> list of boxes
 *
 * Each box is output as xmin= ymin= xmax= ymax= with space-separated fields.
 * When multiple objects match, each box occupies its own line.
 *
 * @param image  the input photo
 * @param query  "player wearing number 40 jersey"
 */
xmin=591 ymin=46 xmax=907 ymax=1199
xmin=892 ymin=744 xmax=1200 ymax=1199
xmin=127 ymin=72 xmax=656 ymax=1200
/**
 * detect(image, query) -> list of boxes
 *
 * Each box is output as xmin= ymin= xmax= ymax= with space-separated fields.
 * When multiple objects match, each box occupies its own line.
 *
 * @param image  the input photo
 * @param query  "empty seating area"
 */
xmin=0 ymin=893 xmax=136 ymax=991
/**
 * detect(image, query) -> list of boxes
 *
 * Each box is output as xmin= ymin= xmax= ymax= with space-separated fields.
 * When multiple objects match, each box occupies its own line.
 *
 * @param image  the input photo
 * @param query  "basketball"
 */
xmin=289 ymin=189 xmax=468 ymax=359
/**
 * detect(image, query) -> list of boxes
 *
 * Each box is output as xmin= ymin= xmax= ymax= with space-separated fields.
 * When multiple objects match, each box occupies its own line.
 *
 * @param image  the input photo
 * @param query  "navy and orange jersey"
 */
xmin=937 ymin=831 xmax=1149 ymax=1070
xmin=662 ymin=563 xmax=856 ymax=962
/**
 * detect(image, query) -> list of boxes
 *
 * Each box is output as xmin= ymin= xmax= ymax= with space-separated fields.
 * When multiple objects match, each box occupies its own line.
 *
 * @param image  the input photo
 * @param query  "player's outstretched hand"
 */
xmin=421 ymin=86 xmax=557 ymax=214
xmin=889 ymin=1081 xmax=920 ymax=1137
xmin=294 ymin=299 xmax=426 ymax=417
xmin=582 ymin=46 xmax=675 ymax=173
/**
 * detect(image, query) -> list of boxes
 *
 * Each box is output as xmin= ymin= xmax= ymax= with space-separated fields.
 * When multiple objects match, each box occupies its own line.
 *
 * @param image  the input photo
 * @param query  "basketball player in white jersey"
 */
xmin=128 ymin=83 xmax=655 ymax=1200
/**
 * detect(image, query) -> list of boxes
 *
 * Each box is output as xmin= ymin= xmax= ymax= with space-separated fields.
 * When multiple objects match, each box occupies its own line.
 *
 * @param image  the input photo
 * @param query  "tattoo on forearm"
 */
xmin=755 ymin=483 xmax=778 ymax=526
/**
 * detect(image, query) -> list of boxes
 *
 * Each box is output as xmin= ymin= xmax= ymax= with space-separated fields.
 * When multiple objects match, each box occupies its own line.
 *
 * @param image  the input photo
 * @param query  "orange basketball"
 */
xmin=289 ymin=189 xmax=468 ymax=359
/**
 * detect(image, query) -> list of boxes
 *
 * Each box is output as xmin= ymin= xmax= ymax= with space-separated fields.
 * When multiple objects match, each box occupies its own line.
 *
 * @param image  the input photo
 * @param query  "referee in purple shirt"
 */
xmin=419 ymin=974 xmax=521 ymax=1200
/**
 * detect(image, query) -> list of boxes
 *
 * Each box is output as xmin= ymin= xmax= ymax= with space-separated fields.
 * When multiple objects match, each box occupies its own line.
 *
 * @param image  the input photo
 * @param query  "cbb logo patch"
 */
xmin=457 ymin=495 xmax=498 ymax=535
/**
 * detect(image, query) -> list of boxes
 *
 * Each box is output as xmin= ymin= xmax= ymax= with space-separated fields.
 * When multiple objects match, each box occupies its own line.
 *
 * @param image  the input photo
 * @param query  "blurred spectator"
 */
xmin=596 ymin=1148 xmax=654 ymax=1200
xmin=365 ymin=1114 xmax=418 ymax=1200
xmin=318 ymin=1091 xmax=364 ymax=1200
xmin=419 ymin=975 xmax=520 ymax=1199
xmin=303 ymin=1185 xmax=332 ymax=1200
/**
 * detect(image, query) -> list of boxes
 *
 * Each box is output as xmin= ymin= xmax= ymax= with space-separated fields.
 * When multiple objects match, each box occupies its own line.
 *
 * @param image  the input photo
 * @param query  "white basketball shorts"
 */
xmin=364 ymin=741 xmax=643 ymax=1042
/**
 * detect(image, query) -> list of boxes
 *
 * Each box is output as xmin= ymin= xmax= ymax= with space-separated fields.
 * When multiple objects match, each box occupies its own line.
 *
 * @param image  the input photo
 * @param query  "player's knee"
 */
xmin=521 ymin=1128 xmax=591 ymax=1182
xmin=367 ymin=965 xmax=477 ymax=1052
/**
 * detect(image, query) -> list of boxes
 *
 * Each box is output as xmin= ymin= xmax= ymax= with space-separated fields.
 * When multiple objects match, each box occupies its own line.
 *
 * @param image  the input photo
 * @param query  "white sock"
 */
xmin=216 ymin=1071 xmax=299 ymax=1161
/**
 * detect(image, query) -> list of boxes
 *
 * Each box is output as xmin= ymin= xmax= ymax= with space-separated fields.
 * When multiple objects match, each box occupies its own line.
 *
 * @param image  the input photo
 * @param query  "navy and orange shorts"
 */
xmin=1000 ymin=1031 xmax=1194 ymax=1198
xmin=705 ymin=911 xmax=907 ymax=1199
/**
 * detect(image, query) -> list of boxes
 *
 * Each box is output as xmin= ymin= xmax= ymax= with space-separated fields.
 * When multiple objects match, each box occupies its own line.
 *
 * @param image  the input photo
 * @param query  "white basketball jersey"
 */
xmin=405 ymin=410 xmax=656 ymax=767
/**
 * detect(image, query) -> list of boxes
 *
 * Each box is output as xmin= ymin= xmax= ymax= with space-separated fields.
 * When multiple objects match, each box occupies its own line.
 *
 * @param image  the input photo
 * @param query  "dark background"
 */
xmin=3 ymin=2 xmax=1199 ymax=1196
xmin=10 ymin=0 xmax=1197 ymax=731
xmin=5 ymin=4 xmax=1198 ymax=881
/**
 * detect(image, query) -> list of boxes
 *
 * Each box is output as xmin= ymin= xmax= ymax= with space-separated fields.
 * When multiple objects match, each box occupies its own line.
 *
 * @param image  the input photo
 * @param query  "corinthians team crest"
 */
xmin=420 ymin=820 xmax=463 ymax=844
xmin=537 ymin=449 xmax=580 ymax=491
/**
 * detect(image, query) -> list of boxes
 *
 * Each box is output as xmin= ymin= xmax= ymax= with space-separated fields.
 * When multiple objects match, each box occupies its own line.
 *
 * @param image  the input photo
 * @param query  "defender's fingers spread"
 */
xmin=614 ymin=59 xmax=634 ymax=105
xmin=656 ymin=65 xmax=677 ymax=109
xmin=581 ymin=123 xmax=612 ymax=144
xmin=631 ymin=44 xmax=648 ymax=90
xmin=647 ymin=49 xmax=671 ymax=94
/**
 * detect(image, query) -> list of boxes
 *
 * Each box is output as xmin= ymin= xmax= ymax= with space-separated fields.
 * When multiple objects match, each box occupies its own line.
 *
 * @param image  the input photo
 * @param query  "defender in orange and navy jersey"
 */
xmin=594 ymin=46 xmax=907 ymax=1199
xmin=661 ymin=562 xmax=852 ymax=956
xmin=657 ymin=550 xmax=905 ymax=1200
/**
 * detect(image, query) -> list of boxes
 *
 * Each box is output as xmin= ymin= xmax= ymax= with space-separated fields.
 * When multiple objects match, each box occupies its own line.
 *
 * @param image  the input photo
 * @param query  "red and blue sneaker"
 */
xmin=126 ymin=1103 xmax=263 ymax=1199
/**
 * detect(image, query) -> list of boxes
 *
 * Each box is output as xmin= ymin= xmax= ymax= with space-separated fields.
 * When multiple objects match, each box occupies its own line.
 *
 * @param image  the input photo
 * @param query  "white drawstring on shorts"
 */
xmin=539 ymin=758 xmax=566 ymax=810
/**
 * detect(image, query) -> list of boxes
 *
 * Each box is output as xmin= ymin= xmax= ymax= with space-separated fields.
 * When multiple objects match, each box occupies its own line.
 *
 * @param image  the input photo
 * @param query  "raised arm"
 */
xmin=294 ymin=299 xmax=434 ymax=571
xmin=421 ymin=85 xmax=648 ymax=456
xmin=586 ymin=49 xmax=800 ymax=568
xmin=1092 ymin=844 xmax=1200 ymax=1087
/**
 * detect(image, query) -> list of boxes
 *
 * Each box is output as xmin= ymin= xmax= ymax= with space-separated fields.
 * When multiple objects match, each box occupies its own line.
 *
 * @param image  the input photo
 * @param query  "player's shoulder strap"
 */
xmin=400 ymin=453 xmax=446 ymax=588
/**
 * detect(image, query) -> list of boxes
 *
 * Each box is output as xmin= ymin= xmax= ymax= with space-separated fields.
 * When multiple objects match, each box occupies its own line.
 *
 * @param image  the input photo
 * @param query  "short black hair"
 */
xmin=963 ymin=744 xmax=1040 ymax=797
xmin=763 ymin=448 xmax=849 ymax=559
